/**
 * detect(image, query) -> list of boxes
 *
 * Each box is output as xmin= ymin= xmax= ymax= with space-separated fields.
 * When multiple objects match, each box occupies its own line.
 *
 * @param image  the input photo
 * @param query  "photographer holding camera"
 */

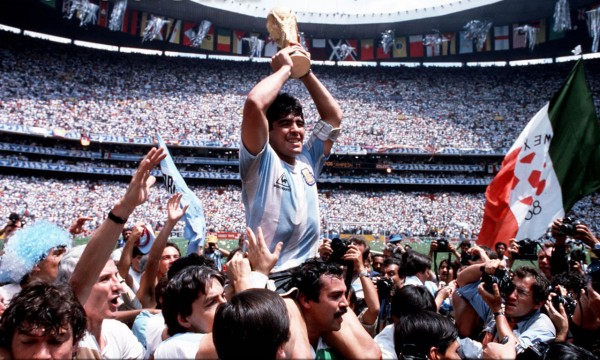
xmin=0 ymin=213 xmax=24 ymax=244
xmin=456 ymin=258 xmax=555 ymax=358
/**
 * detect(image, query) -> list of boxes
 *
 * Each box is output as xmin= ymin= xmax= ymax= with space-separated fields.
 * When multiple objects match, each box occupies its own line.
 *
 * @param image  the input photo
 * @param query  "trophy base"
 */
xmin=289 ymin=52 xmax=311 ymax=79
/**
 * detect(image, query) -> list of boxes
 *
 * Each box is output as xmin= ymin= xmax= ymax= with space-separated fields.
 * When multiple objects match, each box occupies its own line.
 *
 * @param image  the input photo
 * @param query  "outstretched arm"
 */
xmin=137 ymin=193 xmax=188 ymax=308
xmin=70 ymin=148 xmax=165 ymax=305
xmin=300 ymin=68 xmax=343 ymax=156
xmin=241 ymin=48 xmax=294 ymax=156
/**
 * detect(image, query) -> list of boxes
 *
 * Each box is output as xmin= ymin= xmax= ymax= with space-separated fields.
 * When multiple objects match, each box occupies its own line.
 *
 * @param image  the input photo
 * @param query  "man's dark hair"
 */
xmin=383 ymin=257 xmax=405 ymax=278
xmin=293 ymin=258 xmax=343 ymax=303
xmin=0 ymin=281 xmax=87 ymax=349
xmin=165 ymin=241 xmax=181 ymax=256
xmin=167 ymin=253 xmax=208 ymax=280
xmin=390 ymin=285 xmax=436 ymax=319
xmin=266 ymin=93 xmax=303 ymax=131
xmin=544 ymin=341 xmax=597 ymax=360
xmin=404 ymin=252 xmax=432 ymax=276
xmin=132 ymin=246 xmax=143 ymax=259
xmin=213 ymin=289 xmax=290 ymax=359
xmin=513 ymin=266 xmax=550 ymax=304
xmin=162 ymin=265 xmax=225 ymax=336
xmin=394 ymin=311 xmax=458 ymax=360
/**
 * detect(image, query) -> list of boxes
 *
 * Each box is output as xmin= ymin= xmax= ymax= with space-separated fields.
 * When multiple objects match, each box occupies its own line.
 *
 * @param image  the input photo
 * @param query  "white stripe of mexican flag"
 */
xmin=478 ymin=60 xmax=600 ymax=248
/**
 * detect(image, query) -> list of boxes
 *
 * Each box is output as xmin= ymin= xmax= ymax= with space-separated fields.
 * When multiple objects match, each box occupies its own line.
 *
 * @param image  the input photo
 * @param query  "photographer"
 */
xmin=456 ymin=259 xmax=555 ymax=358
xmin=0 ymin=213 xmax=24 ymax=243
xmin=570 ymin=265 xmax=600 ymax=355
xmin=551 ymin=218 xmax=600 ymax=278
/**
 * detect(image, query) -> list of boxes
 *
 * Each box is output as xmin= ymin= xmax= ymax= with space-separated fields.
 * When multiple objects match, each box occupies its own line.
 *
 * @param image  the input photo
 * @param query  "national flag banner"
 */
xmin=302 ymin=37 xmax=311 ymax=53
xmin=376 ymin=40 xmax=391 ymax=59
xmin=549 ymin=16 xmax=566 ymax=41
xmin=477 ymin=60 xmax=600 ymax=248
xmin=217 ymin=28 xmax=232 ymax=52
xmin=169 ymin=19 xmax=182 ymax=44
xmin=327 ymin=39 xmax=357 ymax=61
xmin=128 ymin=10 xmax=139 ymax=35
xmin=393 ymin=37 xmax=407 ymax=58
xmin=311 ymin=38 xmax=328 ymax=60
xmin=425 ymin=34 xmax=440 ymax=57
xmin=532 ymin=19 xmax=547 ymax=44
xmin=441 ymin=33 xmax=456 ymax=55
xmin=459 ymin=31 xmax=473 ymax=54
xmin=513 ymin=24 xmax=527 ymax=48
xmin=241 ymin=32 xmax=261 ymax=56
xmin=183 ymin=21 xmax=197 ymax=47
xmin=409 ymin=35 xmax=424 ymax=57
xmin=157 ymin=133 xmax=207 ymax=255
xmin=476 ymin=34 xmax=492 ymax=52
xmin=121 ymin=9 xmax=130 ymax=33
xmin=263 ymin=35 xmax=278 ymax=57
xmin=97 ymin=0 xmax=109 ymax=27
xmin=200 ymin=26 xmax=214 ymax=51
xmin=233 ymin=30 xmax=245 ymax=54
xmin=494 ymin=25 xmax=510 ymax=50
xmin=360 ymin=39 xmax=374 ymax=60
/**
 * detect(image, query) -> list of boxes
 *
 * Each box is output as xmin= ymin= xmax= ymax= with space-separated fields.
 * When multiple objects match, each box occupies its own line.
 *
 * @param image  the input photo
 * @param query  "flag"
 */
xmin=128 ymin=10 xmax=139 ymax=35
xmin=311 ymin=38 xmax=328 ymax=60
xmin=494 ymin=25 xmax=510 ymax=50
xmin=376 ymin=40 xmax=390 ymax=59
xmin=217 ymin=28 xmax=231 ymax=52
xmin=459 ymin=31 xmax=473 ymax=54
xmin=139 ymin=12 xmax=148 ymax=38
xmin=264 ymin=35 xmax=278 ymax=57
xmin=549 ymin=16 xmax=566 ymax=41
xmin=182 ymin=21 xmax=196 ymax=47
xmin=80 ymin=134 xmax=90 ymax=146
xmin=409 ymin=35 xmax=424 ymax=57
xmin=97 ymin=0 xmax=109 ymax=27
xmin=393 ymin=37 xmax=407 ymax=58
xmin=200 ymin=25 xmax=214 ymax=51
xmin=425 ymin=34 xmax=440 ymax=57
xmin=233 ymin=30 xmax=245 ymax=54
xmin=441 ymin=33 xmax=456 ymax=55
xmin=169 ymin=19 xmax=182 ymax=44
xmin=476 ymin=33 xmax=492 ymax=52
xmin=360 ymin=39 xmax=374 ymax=60
xmin=513 ymin=24 xmax=527 ymax=48
xmin=157 ymin=134 xmax=207 ymax=255
xmin=532 ymin=19 xmax=547 ymax=44
xmin=477 ymin=60 xmax=600 ymax=248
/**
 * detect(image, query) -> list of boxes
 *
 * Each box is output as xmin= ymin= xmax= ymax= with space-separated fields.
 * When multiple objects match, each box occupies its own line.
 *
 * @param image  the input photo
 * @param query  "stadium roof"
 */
xmin=128 ymin=0 xmax=599 ymax=38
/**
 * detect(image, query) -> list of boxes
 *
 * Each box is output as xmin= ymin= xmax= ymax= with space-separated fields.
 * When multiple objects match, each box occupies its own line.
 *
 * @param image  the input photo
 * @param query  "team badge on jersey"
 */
xmin=274 ymin=174 xmax=291 ymax=191
xmin=301 ymin=168 xmax=316 ymax=186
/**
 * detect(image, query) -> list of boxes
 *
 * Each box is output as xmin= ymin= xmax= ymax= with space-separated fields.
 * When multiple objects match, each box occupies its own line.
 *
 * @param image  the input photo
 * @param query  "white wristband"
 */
xmin=311 ymin=119 xmax=341 ymax=142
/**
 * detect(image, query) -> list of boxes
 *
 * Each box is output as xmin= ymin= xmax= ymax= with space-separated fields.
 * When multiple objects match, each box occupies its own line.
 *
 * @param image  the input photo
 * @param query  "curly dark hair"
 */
xmin=292 ymin=258 xmax=343 ymax=303
xmin=0 ymin=281 xmax=87 ymax=349
xmin=266 ymin=93 xmax=304 ymax=131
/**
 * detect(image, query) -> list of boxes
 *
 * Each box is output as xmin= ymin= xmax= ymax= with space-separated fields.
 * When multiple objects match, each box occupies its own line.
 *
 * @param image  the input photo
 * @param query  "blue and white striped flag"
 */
xmin=157 ymin=134 xmax=206 ymax=255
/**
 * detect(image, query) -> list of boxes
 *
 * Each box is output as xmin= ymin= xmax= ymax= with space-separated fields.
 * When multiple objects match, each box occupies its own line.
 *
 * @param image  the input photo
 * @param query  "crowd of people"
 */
xmin=1 ymin=32 xmax=600 ymax=152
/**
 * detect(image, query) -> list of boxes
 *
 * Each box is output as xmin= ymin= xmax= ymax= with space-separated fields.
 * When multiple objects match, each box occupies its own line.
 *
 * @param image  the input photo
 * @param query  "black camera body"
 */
xmin=329 ymin=237 xmax=351 ymax=265
xmin=559 ymin=217 xmax=582 ymax=236
xmin=460 ymin=251 xmax=480 ymax=266
xmin=512 ymin=238 xmax=539 ymax=261
xmin=551 ymin=294 xmax=577 ymax=316
xmin=376 ymin=277 xmax=394 ymax=301
xmin=482 ymin=269 xmax=514 ymax=296
xmin=435 ymin=238 xmax=450 ymax=252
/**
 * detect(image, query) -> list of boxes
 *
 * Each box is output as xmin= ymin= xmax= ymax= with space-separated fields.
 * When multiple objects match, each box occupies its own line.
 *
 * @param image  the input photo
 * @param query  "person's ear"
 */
xmin=298 ymin=293 xmax=311 ymax=310
xmin=177 ymin=314 xmax=193 ymax=329
xmin=429 ymin=346 xmax=441 ymax=360
xmin=275 ymin=344 xmax=287 ymax=359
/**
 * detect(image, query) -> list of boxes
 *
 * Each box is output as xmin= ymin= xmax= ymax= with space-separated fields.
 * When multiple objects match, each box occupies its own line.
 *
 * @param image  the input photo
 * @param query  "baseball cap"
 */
xmin=207 ymin=235 xmax=218 ymax=244
xmin=137 ymin=224 xmax=156 ymax=254
xmin=389 ymin=234 xmax=402 ymax=243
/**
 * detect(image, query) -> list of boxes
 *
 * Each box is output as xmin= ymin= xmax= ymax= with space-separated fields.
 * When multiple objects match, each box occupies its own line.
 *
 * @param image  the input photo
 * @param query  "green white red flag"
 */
xmin=477 ymin=60 xmax=600 ymax=248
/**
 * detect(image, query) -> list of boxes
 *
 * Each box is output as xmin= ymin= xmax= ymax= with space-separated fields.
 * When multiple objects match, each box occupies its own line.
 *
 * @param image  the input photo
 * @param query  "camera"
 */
xmin=460 ymin=251 xmax=480 ymax=266
xmin=512 ymin=238 xmax=539 ymax=261
xmin=551 ymin=293 xmax=577 ymax=316
xmin=376 ymin=277 xmax=394 ymax=301
xmin=329 ymin=237 xmax=351 ymax=265
xmin=559 ymin=217 xmax=582 ymax=236
xmin=482 ymin=268 xmax=514 ymax=296
xmin=435 ymin=238 xmax=450 ymax=252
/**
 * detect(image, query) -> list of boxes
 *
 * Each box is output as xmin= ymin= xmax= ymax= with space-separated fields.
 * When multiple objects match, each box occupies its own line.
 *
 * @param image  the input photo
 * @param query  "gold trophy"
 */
xmin=266 ymin=7 xmax=311 ymax=78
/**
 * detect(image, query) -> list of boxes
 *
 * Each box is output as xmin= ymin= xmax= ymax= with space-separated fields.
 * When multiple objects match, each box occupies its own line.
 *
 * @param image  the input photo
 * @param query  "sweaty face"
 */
xmin=183 ymin=278 xmax=226 ymax=334
xmin=11 ymin=325 xmax=74 ymax=359
xmin=84 ymin=260 xmax=124 ymax=322
xmin=269 ymin=114 xmax=305 ymax=164
xmin=306 ymin=275 xmax=348 ymax=333
xmin=159 ymin=246 xmax=180 ymax=277
xmin=504 ymin=276 xmax=542 ymax=320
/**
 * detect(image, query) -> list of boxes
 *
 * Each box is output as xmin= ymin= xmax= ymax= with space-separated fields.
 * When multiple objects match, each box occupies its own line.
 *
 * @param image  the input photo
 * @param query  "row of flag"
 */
xmin=58 ymin=0 xmax=592 ymax=60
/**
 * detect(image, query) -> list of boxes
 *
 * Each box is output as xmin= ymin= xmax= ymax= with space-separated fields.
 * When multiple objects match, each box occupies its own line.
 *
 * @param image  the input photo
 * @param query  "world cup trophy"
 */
xmin=266 ymin=7 xmax=311 ymax=78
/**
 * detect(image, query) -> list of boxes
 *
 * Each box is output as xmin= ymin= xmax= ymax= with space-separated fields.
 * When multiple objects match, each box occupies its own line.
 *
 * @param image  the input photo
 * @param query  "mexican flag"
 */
xmin=477 ymin=60 xmax=600 ymax=248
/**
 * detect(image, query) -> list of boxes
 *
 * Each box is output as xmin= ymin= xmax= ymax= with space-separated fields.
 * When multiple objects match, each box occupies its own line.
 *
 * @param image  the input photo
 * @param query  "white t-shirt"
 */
xmin=78 ymin=319 xmax=144 ymax=359
xmin=0 ymin=283 xmax=21 ymax=304
xmin=374 ymin=324 xmax=397 ymax=360
xmin=153 ymin=332 xmax=205 ymax=359
xmin=128 ymin=268 xmax=142 ymax=294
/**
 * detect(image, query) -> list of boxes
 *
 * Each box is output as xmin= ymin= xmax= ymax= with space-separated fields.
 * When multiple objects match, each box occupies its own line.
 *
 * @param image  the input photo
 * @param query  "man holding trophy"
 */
xmin=241 ymin=7 xmax=343 ymax=274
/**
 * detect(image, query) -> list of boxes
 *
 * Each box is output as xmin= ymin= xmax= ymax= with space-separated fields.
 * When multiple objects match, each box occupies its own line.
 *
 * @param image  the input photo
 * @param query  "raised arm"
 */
xmin=300 ymin=67 xmax=343 ymax=156
xmin=241 ymin=48 xmax=294 ymax=155
xmin=117 ymin=223 xmax=143 ymax=287
xmin=70 ymin=147 xmax=165 ymax=305
xmin=137 ymin=193 xmax=188 ymax=308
